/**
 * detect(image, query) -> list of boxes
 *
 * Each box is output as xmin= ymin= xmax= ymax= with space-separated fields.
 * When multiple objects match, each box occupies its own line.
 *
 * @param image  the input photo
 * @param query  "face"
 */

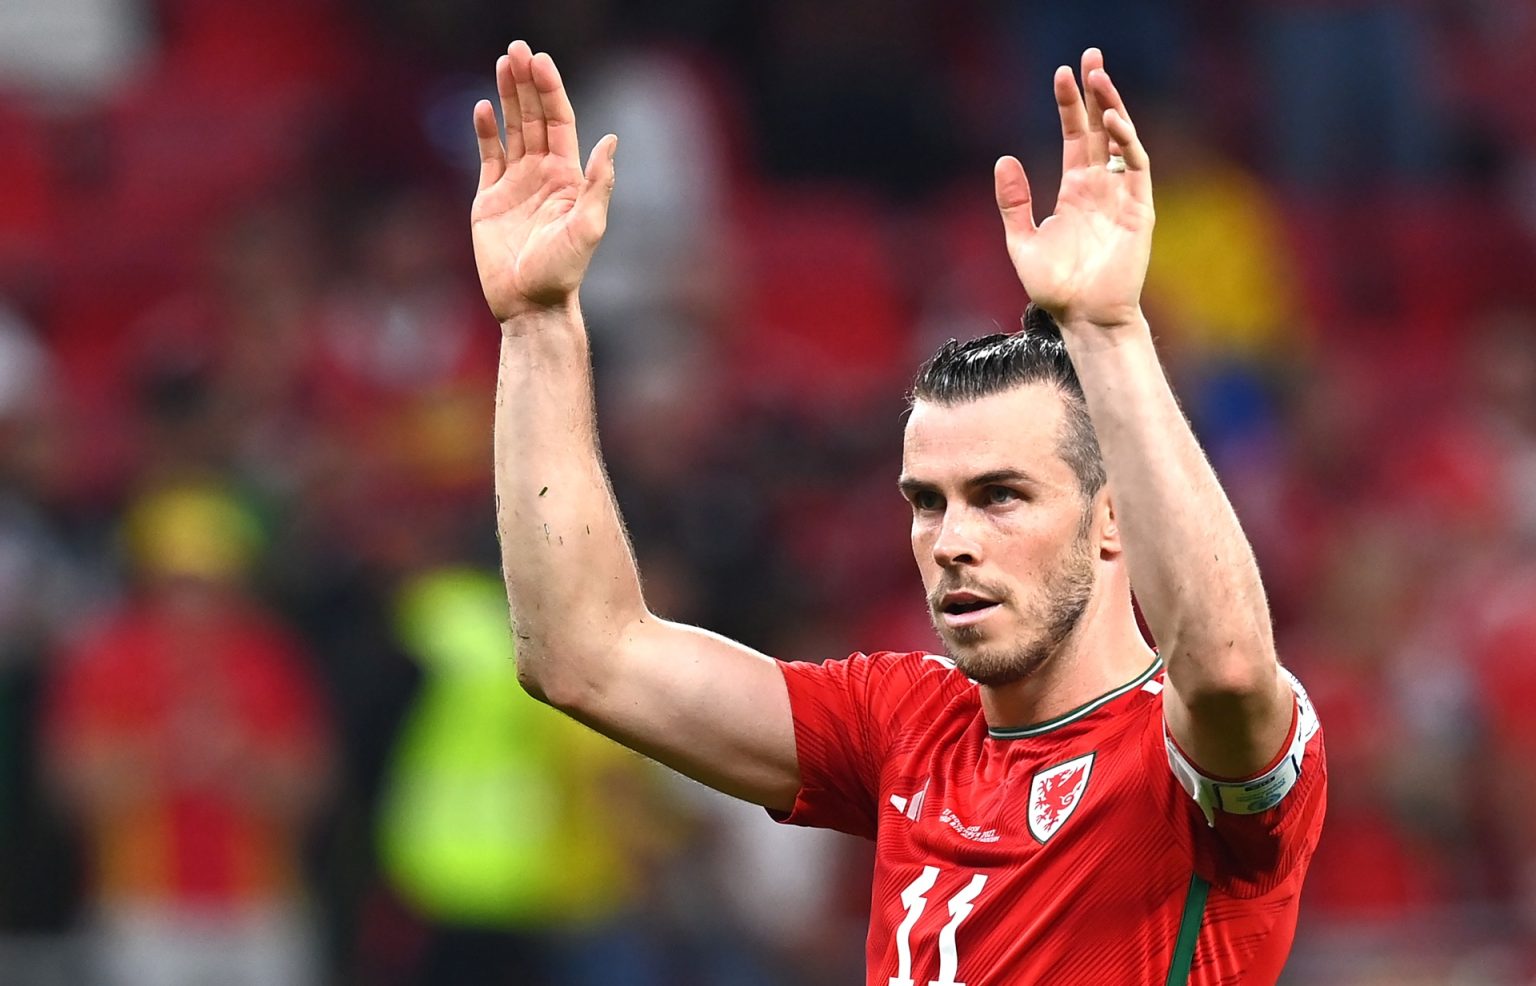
xmin=900 ymin=384 xmax=1100 ymax=685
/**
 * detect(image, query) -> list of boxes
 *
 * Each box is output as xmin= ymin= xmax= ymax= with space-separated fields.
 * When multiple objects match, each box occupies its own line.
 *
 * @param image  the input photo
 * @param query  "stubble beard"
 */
xmin=930 ymin=524 xmax=1096 ymax=687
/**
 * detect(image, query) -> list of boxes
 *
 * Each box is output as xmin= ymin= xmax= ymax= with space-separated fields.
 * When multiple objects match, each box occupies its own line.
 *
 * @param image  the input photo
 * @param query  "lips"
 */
xmin=937 ymin=591 xmax=1002 ymax=628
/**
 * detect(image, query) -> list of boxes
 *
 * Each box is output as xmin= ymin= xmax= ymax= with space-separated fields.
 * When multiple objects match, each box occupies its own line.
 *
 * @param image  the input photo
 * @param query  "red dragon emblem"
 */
xmin=1028 ymin=753 xmax=1095 ymax=843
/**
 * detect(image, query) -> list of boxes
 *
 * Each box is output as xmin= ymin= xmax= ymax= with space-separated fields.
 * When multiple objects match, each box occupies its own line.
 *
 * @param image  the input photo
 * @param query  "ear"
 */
xmin=1097 ymin=490 xmax=1121 ymax=559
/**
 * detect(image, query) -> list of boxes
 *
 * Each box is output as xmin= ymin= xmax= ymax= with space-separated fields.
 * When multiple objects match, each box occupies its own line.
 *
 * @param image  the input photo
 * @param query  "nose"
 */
xmin=932 ymin=508 xmax=981 ymax=569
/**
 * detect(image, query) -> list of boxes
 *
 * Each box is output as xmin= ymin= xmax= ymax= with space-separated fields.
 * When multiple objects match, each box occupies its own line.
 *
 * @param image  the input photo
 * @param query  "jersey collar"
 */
xmin=986 ymin=657 xmax=1164 ymax=740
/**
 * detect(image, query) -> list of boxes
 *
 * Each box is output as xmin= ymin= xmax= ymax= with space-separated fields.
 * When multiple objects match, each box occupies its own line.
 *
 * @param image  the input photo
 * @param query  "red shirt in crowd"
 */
xmin=46 ymin=597 xmax=330 ymax=907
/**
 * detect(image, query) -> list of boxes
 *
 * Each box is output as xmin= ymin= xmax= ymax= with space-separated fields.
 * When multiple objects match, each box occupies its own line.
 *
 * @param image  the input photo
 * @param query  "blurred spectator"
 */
xmin=312 ymin=188 xmax=494 ymax=500
xmin=0 ymin=303 xmax=108 ymax=954
xmin=371 ymin=568 xmax=678 ymax=986
xmin=1143 ymin=112 xmax=1300 ymax=361
xmin=1226 ymin=362 xmax=1376 ymax=626
xmin=42 ymin=484 xmax=333 ymax=986
xmin=575 ymin=45 xmax=732 ymax=389
xmin=1457 ymin=311 xmax=1536 ymax=544
xmin=1282 ymin=523 xmax=1458 ymax=922
xmin=0 ymin=305 xmax=105 ymax=664
xmin=1138 ymin=109 xmax=1301 ymax=466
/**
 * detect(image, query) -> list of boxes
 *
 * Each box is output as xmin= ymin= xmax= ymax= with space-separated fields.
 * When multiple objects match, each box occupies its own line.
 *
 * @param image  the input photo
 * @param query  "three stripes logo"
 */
xmin=889 ymin=778 xmax=930 ymax=822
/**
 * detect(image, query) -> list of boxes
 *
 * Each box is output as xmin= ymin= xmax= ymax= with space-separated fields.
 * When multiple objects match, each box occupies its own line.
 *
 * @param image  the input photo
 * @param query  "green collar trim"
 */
xmin=986 ymin=657 xmax=1163 ymax=740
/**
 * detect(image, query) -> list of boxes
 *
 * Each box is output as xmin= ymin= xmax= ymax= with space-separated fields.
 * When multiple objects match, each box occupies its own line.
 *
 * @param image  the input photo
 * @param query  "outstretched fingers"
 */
xmin=1054 ymin=66 xmax=1091 ymax=172
xmin=497 ymin=52 xmax=524 ymax=161
xmin=508 ymin=40 xmax=547 ymax=155
xmin=1089 ymin=69 xmax=1152 ymax=196
xmin=1080 ymin=48 xmax=1109 ymax=165
xmin=994 ymin=155 xmax=1036 ymax=240
xmin=532 ymin=52 xmax=581 ymax=161
xmin=473 ymin=99 xmax=505 ymax=189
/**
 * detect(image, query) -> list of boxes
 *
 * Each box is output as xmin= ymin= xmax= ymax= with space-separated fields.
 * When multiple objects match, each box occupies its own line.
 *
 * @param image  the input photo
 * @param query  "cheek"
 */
xmin=994 ymin=516 xmax=1074 ymax=578
xmin=910 ymin=522 xmax=932 ymax=561
xmin=910 ymin=522 xmax=941 ymax=579
xmin=910 ymin=509 xmax=939 ymax=545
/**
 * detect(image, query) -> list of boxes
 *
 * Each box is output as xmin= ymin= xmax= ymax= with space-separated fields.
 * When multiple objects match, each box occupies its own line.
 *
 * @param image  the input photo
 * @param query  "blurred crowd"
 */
xmin=1 ymin=0 xmax=1535 ymax=984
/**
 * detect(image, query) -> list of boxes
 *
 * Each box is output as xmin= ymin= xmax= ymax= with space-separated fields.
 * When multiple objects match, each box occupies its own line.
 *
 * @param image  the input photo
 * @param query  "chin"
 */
xmin=945 ymin=635 xmax=1049 ymax=688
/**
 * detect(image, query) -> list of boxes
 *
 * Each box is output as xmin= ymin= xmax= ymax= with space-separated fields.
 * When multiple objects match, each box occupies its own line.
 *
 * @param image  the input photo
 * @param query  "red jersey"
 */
xmin=46 ymin=601 xmax=331 ymax=906
xmin=774 ymin=652 xmax=1326 ymax=985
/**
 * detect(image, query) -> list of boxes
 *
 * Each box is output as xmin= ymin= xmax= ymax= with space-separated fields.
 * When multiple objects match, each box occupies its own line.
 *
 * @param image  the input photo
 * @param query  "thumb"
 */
xmin=572 ymin=133 xmax=618 ymax=245
xmin=994 ymin=155 xmax=1037 ymax=239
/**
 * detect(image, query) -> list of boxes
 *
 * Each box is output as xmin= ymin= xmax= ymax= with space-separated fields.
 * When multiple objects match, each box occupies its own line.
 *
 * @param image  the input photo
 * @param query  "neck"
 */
xmin=978 ymin=577 xmax=1156 ymax=731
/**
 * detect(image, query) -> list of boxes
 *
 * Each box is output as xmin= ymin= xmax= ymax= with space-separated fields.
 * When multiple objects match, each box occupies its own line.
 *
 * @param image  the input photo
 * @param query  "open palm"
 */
xmin=996 ymin=50 xmax=1154 ymax=330
xmin=471 ymin=42 xmax=617 ymax=323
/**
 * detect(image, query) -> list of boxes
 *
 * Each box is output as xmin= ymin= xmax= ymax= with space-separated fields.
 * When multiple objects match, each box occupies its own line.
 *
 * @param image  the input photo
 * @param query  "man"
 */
xmin=44 ymin=483 xmax=332 ymax=986
xmin=471 ymin=40 xmax=1326 ymax=985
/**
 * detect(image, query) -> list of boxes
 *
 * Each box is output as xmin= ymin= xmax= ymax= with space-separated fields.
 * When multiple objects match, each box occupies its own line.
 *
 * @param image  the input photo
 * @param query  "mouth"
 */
xmin=937 ymin=592 xmax=1002 ymax=629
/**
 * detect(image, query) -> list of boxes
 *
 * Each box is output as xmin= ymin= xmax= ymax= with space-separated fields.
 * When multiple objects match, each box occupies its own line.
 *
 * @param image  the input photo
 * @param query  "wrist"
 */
xmin=1056 ymin=307 xmax=1149 ymax=338
xmin=498 ymin=296 xmax=584 ymax=339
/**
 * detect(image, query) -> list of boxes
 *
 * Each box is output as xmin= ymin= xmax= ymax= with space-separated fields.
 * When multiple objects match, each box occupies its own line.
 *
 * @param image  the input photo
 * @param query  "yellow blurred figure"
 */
xmin=377 ymin=568 xmax=677 ymax=984
xmin=1145 ymin=156 xmax=1298 ymax=358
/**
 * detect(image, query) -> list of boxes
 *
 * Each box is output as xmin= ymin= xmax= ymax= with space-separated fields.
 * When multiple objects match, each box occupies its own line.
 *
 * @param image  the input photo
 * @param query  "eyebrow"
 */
xmin=897 ymin=468 xmax=1035 ymax=497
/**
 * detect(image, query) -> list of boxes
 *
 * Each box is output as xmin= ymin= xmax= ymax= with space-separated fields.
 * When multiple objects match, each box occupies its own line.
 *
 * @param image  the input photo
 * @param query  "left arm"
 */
xmin=996 ymin=49 xmax=1291 ymax=778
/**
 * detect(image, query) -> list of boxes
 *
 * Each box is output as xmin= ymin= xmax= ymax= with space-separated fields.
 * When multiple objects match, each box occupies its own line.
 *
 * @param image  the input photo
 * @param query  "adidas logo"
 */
xmin=889 ymin=778 xmax=930 ymax=822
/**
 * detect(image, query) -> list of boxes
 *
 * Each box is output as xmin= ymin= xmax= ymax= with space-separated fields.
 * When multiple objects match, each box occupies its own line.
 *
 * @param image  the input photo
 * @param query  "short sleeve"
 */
xmin=1151 ymin=669 xmax=1329 ymax=897
xmin=772 ymin=651 xmax=936 ymax=839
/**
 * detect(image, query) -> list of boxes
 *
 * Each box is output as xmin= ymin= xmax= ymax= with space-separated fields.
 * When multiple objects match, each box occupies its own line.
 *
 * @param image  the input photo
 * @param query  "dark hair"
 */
xmin=909 ymin=304 xmax=1106 ymax=497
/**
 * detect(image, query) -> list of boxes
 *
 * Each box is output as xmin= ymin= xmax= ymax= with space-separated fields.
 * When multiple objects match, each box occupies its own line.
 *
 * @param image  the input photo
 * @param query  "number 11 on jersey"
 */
xmin=890 ymin=867 xmax=989 ymax=986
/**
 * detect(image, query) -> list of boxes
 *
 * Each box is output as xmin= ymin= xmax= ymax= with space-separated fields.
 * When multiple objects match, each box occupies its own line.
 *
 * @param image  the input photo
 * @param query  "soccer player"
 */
xmin=472 ymin=40 xmax=1326 ymax=985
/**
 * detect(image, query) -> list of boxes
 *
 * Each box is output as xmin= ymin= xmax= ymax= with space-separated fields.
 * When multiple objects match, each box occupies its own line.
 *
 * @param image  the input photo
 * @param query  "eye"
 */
xmin=985 ymin=485 xmax=1020 ymax=506
xmin=910 ymin=489 xmax=943 ymax=512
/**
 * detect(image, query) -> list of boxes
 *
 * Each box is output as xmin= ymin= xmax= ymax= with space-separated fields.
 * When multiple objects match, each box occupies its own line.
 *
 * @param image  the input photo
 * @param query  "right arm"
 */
xmin=474 ymin=41 xmax=798 ymax=810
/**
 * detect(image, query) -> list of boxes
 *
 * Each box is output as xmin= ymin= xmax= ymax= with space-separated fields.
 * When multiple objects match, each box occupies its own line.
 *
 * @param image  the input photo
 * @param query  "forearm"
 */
xmin=494 ymin=302 xmax=648 ymax=704
xmin=1060 ymin=312 xmax=1275 ymax=694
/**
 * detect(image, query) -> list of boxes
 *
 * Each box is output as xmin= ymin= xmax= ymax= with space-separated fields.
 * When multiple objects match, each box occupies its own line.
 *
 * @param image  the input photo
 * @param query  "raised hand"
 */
xmin=472 ymin=41 xmax=617 ymax=323
xmin=996 ymin=49 xmax=1154 ymax=331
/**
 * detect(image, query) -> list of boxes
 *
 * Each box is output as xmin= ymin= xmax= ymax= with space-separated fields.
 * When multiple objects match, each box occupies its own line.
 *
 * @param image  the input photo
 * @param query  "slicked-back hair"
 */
xmin=909 ymin=304 xmax=1106 ymax=498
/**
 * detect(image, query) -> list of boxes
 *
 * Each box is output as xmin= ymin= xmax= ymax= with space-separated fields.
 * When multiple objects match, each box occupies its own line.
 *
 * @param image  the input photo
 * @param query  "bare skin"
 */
xmin=475 ymin=42 xmax=800 ymax=810
xmin=900 ymin=384 xmax=1155 ymax=730
xmin=992 ymin=49 xmax=1292 ymax=774
xmin=473 ymin=42 xmax=1292 ymax=811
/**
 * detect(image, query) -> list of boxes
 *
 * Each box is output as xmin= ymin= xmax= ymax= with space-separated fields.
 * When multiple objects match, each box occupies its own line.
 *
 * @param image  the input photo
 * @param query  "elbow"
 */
xmin=512 ymin=635 xmax=614 ymax=716
xmin=509 ymin=608 xmax=647 ymax=714
xmin=514 ymin=656 xmax=555 ymax=705
xmin=513 ymin=647 xmax=592 ymax=712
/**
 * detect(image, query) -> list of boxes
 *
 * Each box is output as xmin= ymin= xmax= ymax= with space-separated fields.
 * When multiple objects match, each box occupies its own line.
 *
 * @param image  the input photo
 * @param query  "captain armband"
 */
xmin=1165 ymin=668 xmax=1320 ymax=827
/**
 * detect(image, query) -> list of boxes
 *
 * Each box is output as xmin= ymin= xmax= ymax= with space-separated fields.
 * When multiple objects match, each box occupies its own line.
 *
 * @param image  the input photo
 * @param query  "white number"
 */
xmin=888 ymin=868 xmax=988 ymax=986
xmin=932 ymin=873 xmax=988 ymax=986
xmin=889 ymin=866 xmax=940 ymax=986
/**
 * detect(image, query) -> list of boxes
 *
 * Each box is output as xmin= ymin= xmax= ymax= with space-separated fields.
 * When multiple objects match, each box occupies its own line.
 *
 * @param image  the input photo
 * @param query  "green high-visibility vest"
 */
xmin=377 ymin=569 xmax=638 ymax=927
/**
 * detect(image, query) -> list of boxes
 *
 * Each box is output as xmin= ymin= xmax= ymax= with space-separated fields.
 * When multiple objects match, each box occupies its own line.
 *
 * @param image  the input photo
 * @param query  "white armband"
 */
xmin=1165 ymin=668 xmax=1320 ymax=827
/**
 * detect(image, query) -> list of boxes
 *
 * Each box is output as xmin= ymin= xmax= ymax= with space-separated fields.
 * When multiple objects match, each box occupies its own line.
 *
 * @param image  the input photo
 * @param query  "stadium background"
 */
xmin=0 ymin=0 xmax=1534 ymax=983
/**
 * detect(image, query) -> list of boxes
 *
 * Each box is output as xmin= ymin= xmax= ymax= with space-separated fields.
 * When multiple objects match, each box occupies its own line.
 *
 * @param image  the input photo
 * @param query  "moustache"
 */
xmin=927 ymin=578 xmax=1011 ymax=611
